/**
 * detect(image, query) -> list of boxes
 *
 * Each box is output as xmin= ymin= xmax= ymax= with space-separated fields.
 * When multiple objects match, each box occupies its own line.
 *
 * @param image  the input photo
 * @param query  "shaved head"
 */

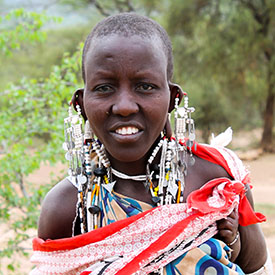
xmin=82 ymin=13 xmax=173 ymax=82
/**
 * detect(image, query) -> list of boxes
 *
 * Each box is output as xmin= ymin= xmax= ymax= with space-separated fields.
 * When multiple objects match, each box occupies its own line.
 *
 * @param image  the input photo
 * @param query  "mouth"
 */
xmin=109 ymin=124 xmax=143 ymax=143
xmin=115 ymin=126 xmax=140 ymax=136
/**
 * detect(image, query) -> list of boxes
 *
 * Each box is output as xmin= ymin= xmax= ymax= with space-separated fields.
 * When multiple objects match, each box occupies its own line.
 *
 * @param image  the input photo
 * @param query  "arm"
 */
xmin=38 ymin=178 xmax=78 ymax=240
xmin=216 ymin=207 xmax=240 ymax=262
xmin=235 ymin=185 xmax=267 ymax=273
xmin=217 ymin=184 xmax=267 ymax=273
xmin=192 ymin=147 xmax=268 ymax=272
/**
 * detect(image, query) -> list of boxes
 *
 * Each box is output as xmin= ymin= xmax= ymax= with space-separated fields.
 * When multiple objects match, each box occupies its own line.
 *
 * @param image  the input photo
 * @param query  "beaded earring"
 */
xmin=174 ymin=92 xmax=196 ymax=165
xmin=63 ymin=102 xmax=86 ymax=183
xmin=63 ymin=102 xmax=88 ymax=234
xmin=63 ymin=96 xmax=195 ymax=234
xmin=83 ymin=121 xmax=113 ymax=232
xmin=154 ymin=137 xmax=185 ymax=205
xmin=64 ymin=101 xmax=114 ymax=233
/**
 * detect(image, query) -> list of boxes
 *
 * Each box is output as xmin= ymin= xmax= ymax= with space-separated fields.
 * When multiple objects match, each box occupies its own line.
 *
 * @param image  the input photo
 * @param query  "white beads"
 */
xmin=165 ymin=146 xmax=172 ymax=170
xmin=184 ymin=96 xmax=188 ymax=109
xmin=73 ymin=123 xmax=83 ymax=149
xmin=84 ymin=120 xmax=93 ymax=140
xmin=148 ymin=139 xmax=163 ymax=164
xmin=84 ymin=144 xmax=92 ymax=175
xmin=174 ymin=93 xmax=196 ymax=146
xmin=76 ymin=104 xmax=81 ymax=115
xmin=111 ymin=168 xmax=147 ymax=181
xmin=175 ymin=97 xmax=180 ymax=109
xmin=91 ymin=142 xmax=110 ymax=168
xmin=68 ymin=105 xmax=73 ymax=117
xmin=63 ymin=103 xmax=84 ymax=179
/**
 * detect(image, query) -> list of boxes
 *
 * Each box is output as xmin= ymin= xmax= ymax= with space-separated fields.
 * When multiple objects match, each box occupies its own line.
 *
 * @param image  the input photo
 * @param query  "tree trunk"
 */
xmin=261 ymin=70 xmax=274 ymax=152
xmin=16 ymin=172 xmax=29 ymax=198
xmin=240 ymin=0 xmax=274 ymax=152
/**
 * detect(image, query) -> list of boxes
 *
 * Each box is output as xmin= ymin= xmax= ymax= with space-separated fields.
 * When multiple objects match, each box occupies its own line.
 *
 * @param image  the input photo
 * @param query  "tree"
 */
xmin=59 ymin=0 xmax=167 ymax=17
xmin=0 ymin=2 xmax=150 ymax=271
xmin=166 ymin=0 xmax=275 ymax=149
xmin=2 ymin=1 xmax=274 ymax=272
xmin=238 ymin=0 xmax=275 ymax=151
xmin=0 ymin=8 xmax=82 ymax=273
xmin=0 ymin=8 xmax=61 ymax=56
xmin=0 ymin=48 xmax=82 ymax=272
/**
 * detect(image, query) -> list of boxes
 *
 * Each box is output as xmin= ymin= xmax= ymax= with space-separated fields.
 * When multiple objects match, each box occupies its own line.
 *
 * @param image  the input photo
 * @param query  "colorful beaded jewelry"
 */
xmin=64 ymin=92 xmax=196 ymax=234
xmin=174 ymin=92 xmax=196 ymax=165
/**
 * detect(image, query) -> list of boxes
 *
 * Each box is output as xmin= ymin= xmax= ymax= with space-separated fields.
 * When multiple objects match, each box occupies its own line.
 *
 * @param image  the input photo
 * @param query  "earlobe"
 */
xmin=168 ymin=82 xmax=184 ymax=112
xmin=163 ymin=114 xmax=172 ymax=139
xmin=71 ymin=88 xmax=87 ymax=121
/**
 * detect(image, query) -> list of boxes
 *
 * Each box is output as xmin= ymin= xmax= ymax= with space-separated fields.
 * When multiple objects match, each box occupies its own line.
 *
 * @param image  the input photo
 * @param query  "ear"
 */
xmin=163 ymin=115 xmax=172 ymax=139
xmin=71 ymin=88 xmax=87 ymax=121
xmin=168 ymin=82 xmax=184 ymax=113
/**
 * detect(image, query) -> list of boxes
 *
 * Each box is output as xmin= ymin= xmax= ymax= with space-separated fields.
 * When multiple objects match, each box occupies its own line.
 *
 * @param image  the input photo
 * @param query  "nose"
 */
xmin=111 ymin=88 xmax=139 ymax=117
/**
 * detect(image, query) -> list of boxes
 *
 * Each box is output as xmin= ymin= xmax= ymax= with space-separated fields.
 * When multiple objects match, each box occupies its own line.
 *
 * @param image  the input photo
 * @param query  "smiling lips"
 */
xmin=115 ymin=126 xmax=140 ymax=135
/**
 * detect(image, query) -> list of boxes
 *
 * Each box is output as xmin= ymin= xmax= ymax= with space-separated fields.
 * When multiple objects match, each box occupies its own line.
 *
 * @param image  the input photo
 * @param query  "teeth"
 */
xmin=122 ymin=128 xmax=127 ymax=135
xmin=115 ymin=126 xmax=139 ymax=135
xmin=126 ymin=128 xmax=132 ymax=135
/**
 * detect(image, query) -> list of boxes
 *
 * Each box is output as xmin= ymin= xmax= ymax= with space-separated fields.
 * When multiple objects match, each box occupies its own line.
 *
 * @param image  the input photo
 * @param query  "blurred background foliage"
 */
xmin=0 ymin=0 xmax=274 ymax=273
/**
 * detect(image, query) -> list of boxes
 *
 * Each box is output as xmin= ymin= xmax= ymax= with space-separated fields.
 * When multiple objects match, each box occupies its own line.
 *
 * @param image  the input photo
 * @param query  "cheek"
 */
xmin=149 ymin=95 xmax=170 ymax=126
xmin=83 ymin=100 xmax=105 ymax=135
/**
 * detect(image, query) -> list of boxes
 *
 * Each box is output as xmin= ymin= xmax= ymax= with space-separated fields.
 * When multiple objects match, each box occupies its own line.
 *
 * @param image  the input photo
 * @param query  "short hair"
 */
xmin=82 ymin=13 xmax=173 ymax=82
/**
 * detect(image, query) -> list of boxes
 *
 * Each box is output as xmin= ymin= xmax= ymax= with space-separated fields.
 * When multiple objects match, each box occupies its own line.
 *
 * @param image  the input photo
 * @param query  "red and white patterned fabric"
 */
xmin=30 ymin=144 xmax=266 ymax=275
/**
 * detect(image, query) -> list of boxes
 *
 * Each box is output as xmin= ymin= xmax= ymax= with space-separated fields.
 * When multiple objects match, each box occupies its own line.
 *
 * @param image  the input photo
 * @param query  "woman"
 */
xmin=31 ymin=13 xmax=271 ymax=274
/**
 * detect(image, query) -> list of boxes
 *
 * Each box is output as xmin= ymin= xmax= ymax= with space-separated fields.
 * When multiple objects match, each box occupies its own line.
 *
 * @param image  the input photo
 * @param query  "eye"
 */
xmin=94 ymin=84 xmax=114 ymax=93
xmin=136 ymin=83 xmax=156 ymax=92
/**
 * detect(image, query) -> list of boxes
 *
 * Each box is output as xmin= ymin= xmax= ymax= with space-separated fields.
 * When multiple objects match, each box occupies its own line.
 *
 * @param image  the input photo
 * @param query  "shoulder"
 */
xmin=194 ymin=143 xmax=249 ymax=181
xmin=184 ymin=154 xmax=231 ymax=198
xmin=38 ymin=178 xmax=78 ymax=240
xmin=189 ymin=147 xmax=232 ymax=180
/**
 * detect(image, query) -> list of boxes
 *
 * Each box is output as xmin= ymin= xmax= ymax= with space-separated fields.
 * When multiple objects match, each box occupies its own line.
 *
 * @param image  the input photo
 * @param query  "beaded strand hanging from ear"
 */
xmin=63 ymin=93 xmax=196 ymax=234
xmin=63 ymin=102 xmax=88 ymax=234
xmin=174 ymin=91 xmax=196 ymax=165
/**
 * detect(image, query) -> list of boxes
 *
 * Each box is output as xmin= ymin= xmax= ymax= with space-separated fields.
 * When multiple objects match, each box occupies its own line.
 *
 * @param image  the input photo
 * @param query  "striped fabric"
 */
xmin=30 ymin=143 xmax=266 ymax=274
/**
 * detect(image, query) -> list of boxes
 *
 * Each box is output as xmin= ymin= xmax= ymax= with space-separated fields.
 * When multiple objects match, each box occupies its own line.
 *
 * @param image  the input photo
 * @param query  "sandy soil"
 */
xmin=243 ymin=153 xmax=275 ymax=270
xmin=1 ymin=154 xmax=275 ymax=274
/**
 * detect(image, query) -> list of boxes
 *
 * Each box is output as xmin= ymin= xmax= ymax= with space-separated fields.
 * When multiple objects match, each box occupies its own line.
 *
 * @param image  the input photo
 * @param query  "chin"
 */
xmin=106 ymin=147 xmax=149 ymax=164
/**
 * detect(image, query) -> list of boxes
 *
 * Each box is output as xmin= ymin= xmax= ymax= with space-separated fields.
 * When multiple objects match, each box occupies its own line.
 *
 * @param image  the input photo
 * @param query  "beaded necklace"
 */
xmin=64 ymin=114 xmax=184 ymax=233
xmin=64 ymin=92 xmax=195 ymax=235
xmin=63 ymin=92 xmax=195 ymax=275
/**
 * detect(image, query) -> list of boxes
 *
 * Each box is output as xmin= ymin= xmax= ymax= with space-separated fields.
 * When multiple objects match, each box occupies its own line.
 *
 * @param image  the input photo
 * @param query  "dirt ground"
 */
xmin=1 ymin=153 xmax=275 ymax=274
xmin=243 ymin=153 xmax=275 ymax=272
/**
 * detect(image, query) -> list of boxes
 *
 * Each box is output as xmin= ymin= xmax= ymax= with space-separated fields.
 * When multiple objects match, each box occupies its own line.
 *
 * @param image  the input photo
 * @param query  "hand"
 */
xmin=217 ymin=207 xmax=239 ymax=246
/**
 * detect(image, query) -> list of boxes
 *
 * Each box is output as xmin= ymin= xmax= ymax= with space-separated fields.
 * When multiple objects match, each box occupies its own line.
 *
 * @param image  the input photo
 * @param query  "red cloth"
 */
xmin=187 ymin=177 xmax=266 ymax=226
xmin=191 ymin=142 xmax=266 ymax=226
xmin=33 ymin=143 xmax=266 ymax=253
xmin=31 ymin=143 xmax=266 ymax=274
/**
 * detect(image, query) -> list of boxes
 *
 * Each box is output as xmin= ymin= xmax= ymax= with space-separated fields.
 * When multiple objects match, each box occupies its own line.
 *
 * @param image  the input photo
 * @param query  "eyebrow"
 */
xmin=91 ymin=68 xmax=164 ymax=79
xmin=134 ymin=69 xmax=163 ymax=78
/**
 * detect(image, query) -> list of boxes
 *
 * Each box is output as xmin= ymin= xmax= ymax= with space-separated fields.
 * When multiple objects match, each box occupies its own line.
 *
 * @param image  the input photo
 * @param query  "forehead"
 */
xmin=84 ymin=34 xmax=167 ymax=74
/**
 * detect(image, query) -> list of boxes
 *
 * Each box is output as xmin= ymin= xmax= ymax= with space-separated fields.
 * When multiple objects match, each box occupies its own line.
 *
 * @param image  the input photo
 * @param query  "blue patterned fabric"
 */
xmin=96 ymin=188 xmax=244 ymax=274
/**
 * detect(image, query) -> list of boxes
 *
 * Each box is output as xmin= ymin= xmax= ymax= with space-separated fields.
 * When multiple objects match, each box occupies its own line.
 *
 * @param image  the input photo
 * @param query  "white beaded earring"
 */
xmin=64 ymin=102 xmax=89 ymax=234
xmin=174 ymin=92 xmax=196 ymax=164
xmin=63 ymin=103 xmax=86 ymax=182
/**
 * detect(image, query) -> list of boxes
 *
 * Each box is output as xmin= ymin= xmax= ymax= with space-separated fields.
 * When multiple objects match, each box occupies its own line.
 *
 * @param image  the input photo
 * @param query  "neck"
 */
xmin=106 ymin=151 xmax=149 ymax=176
xmin=106 ymin=136 xmax=162 ymax=176
xmin=105 ymin=139 xmax=163 ymax=203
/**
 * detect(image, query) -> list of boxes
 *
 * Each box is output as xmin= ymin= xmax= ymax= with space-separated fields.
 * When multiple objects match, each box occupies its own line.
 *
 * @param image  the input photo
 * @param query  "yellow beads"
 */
xmin=103 ymin=175 xmax=109 ymax=184
xmin=165 ymin=171 xmax=170 ymax=181
xmin=153 ymin=186 xmax=159 ymax=197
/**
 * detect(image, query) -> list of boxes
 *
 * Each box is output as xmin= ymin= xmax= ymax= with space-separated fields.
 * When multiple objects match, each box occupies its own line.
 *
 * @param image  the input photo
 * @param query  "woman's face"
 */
xmin=83 ymin=34 xmax=171 ymax=163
